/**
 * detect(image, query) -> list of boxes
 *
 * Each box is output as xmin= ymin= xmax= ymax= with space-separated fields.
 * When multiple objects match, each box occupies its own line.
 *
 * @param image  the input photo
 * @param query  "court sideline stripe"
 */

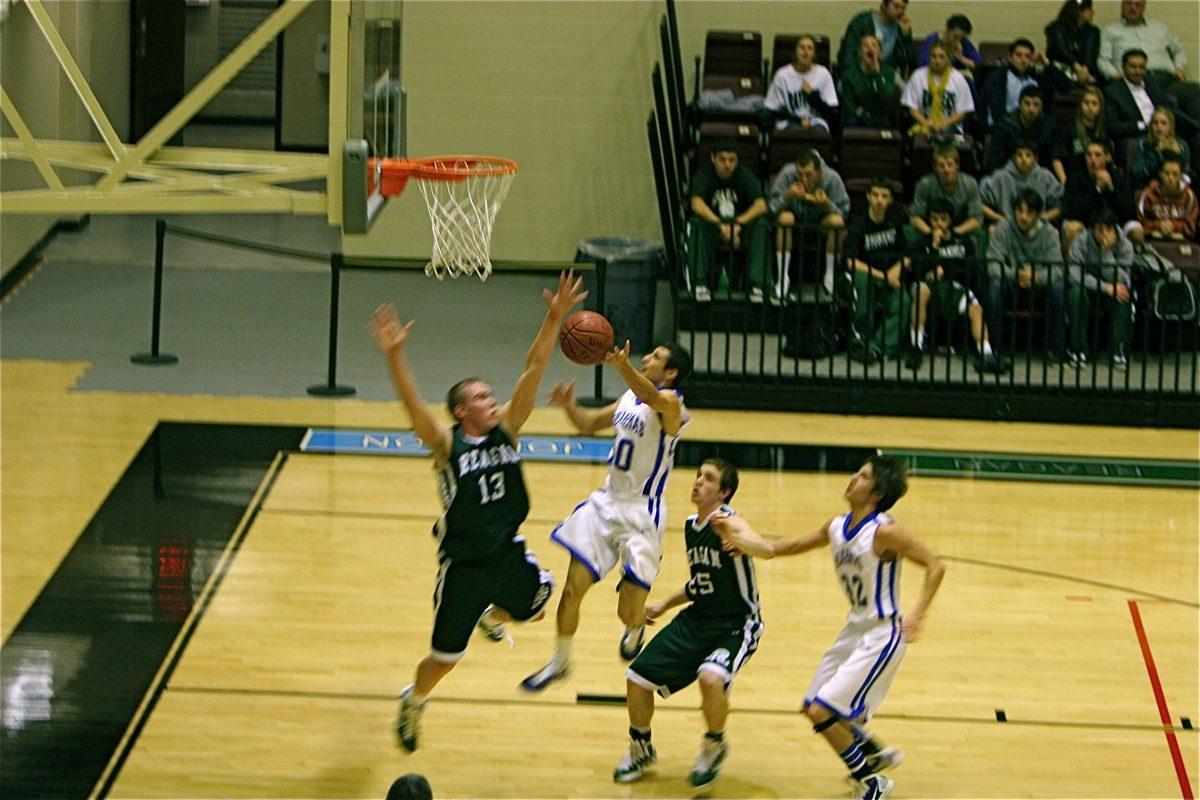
xmin=1128 ymin=600 xmax=1195 ymax=800
xmin=89 ymin=451 xmax=289 ymax=800
xmin=940 ymin=555 xmax=1198 ymax=609
xmin=165 ymin=684 xmax=1195 ymax=734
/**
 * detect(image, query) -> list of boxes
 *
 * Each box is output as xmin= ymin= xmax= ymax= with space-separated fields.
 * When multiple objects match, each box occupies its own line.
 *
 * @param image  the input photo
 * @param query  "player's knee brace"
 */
xmin=812 ymin=714 xmax=839 ymax=734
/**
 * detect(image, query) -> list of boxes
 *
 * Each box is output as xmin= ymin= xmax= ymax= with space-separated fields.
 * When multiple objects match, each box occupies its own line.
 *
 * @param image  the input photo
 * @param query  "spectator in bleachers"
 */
xmin=844 ymin=179 xmax=910 ymax=364
xmin=840 ymin=34 xmax=898 ymax=129
xmin=686 ymin=139 xmax=769 ymax=303
xmin=984 ymin=189 xmax=1068 ymax=363
xmin=765 ymin=35 xmax=840 ymax=132
xmin=981 ymin=39 xmax=1065 ymax=128
xmin=981 ymin=140 xmax=1064 ymax=232
xmin=1063 ymin=139 xmax=1142 ymax=248
xmin=1104 ymin=49 xmax=1198 ymax=151
xmin=906 ymin=198 xmax=1009 ymax=373
xmin=1045 ymin=0 xmax=1101 ymax=85
xmin=1066 ymin=209 xmax=1135 ymax=369
xmin=1099 ymin=0 xmax=1200 ymax=124
xmin=918 ymin=14 xmax=981 ymax=79
xmin=1137 ymin=154 xmax=1198 ymax=240
xmin=1052 ymin=86 xmax=1110 ymax=184
xmin=983 ymin=85 xmax=1059 ymax=173
xmin=1129 ymin=107 xmax=1192 ymax=189
xmin=910 ymin=143 xmax=984 ymax=238
xmin=768 ymin=150 xmax=849 ymax=302
xmin=902 ymin=42 xmax=975 ymax=137
xmin=837 ymin=0 xmax=915 ymax=75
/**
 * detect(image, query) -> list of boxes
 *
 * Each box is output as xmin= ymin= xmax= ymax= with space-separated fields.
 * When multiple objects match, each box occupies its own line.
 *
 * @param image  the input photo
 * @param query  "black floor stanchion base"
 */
xmin=130 ymin=353 xmax=179 ymax=365
xmin=307 ymin=383 xmax=356 ymax=397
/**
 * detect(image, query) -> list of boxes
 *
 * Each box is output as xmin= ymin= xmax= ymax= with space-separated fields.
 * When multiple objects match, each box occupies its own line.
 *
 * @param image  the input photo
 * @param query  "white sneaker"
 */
xmin=613 ymin=738 xmax=657 ymax=783
xmin=866 ymin=746 xmax=904 ymax=774
xmin=395 ymin=685 xmax=426 ymax=753
xmin=476 ymin=606 xmax=506 ymax=642
xmin=694 ymin=286 xmax=712 ymax=302
xmin=749 ymin=287 xmax=764 ymax=303
xmin=688 ymin=736 xmax=729 ymax=789
xmin=520 ymin=658 xmax=571 ymax=692
xmin=619 ymin=625 xmax=646 ymax=661
xmin=857 ymin=774 xmax=894 ymax=800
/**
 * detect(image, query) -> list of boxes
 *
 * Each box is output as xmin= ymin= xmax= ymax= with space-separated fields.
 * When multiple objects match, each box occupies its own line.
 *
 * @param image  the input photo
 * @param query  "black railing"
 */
xmin=674 ymin=221 xmax=1200 ymax=426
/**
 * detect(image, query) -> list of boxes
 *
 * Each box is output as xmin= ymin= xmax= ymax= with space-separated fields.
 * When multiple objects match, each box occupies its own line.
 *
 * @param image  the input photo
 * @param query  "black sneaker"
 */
xmin=975 ymin=351 xmax=1011 ymax=374
xmin=848 ymin=339 xmax=879 ymax=365
xmin=395 ymin=685 xmax=426 ymax=753
xmin=613 ymin=738 xmax=657 ymax=783
xmin=688 ymin=736 xmax=730 ymax=790
xmin=904 ymin=348 xmax=924 ymax=370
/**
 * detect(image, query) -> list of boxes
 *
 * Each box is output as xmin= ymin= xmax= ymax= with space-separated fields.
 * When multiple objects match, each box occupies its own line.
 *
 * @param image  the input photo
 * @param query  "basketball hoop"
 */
xmin=376 ymin=156 xmax=517 ymax=281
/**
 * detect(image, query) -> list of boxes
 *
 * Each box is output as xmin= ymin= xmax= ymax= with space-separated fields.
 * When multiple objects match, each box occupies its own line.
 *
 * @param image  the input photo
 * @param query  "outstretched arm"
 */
xmin=499 ymin=271 xmax=587 ymax=435
xmin=713 ymin=514 xmax=832 ymax=559
xmin=547 ymin=379 xmax=618 ymax=435
xmin=605 ymin=340 xmax=684 ymax=435
xmin=367 ymin=304 xmax=451 ymax=463
xmin=874 ymin=521 xmax=945 ymax=641
xmin=644 ymin=584 xmax=690 ymax=625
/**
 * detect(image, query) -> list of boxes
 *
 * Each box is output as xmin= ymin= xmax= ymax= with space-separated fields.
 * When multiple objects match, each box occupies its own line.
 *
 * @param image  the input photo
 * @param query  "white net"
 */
xmin=412 ymin=158 xmax=516 ymax=281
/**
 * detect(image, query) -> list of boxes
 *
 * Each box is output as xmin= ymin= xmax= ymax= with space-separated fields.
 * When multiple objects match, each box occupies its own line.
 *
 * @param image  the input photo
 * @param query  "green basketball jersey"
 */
xmin=433 ymin=425 xmax=529 ymax=561
xmin=683 ymin=506 xmax=761 ymax=619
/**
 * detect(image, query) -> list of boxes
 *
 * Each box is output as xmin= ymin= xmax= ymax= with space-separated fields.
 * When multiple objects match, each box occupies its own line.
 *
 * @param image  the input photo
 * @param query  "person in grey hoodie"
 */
xmin=1066 ymin=208 xmax=1135 ymax=368
xmin=984 ymin=188 xmax=1068 ymax=361
xmin=768 ymin=150 xmax=851 ymax=302
xmin=980 ymin=140 xmax=1064 ymax=232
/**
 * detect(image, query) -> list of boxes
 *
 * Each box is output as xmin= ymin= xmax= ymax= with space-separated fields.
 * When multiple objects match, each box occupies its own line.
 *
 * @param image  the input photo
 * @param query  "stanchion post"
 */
xmin=307 ymin=252 xmax=356 ymax=397
xmin=592 ymin=258 xmax=606 ymax=401
xmin=131 ymin=218 xmax=179 ymax=365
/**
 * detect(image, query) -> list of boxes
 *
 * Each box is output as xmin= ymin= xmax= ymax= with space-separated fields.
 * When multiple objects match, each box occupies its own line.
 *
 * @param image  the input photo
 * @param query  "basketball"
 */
xmin=559 ymin=310 xmax=614 ymax=365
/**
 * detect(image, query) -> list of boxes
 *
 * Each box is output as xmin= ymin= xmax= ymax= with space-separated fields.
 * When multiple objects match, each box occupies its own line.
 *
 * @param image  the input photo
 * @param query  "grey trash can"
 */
xmin=574 ymin=236 xmax=663 ymax=354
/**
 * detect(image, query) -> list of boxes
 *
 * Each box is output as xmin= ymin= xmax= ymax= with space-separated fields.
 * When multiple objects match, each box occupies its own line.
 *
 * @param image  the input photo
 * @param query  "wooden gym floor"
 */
xmin=1 ymin=360 xmax=1197 ymax=799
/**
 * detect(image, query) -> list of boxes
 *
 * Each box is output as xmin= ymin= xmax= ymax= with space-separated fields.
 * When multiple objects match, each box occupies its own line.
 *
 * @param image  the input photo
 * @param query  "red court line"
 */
xmin=1128 ymin=599 xmax=1195 ymax=799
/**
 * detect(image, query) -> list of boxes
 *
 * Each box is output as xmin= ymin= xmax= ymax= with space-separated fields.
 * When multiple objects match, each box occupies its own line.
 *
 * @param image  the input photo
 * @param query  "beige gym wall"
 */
xmin=1 ymin=0 xmax=129 ymax=274
xmin=344 ymin=0 xmax=1199 ymax=264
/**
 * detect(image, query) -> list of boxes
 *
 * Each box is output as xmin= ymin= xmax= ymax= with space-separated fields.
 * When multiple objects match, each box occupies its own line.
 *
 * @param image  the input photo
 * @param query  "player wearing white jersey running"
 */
xmin=714 ymin=454 xmax=945 ymax=800
xmin=521 ymin=340 xmax=693 ymax=692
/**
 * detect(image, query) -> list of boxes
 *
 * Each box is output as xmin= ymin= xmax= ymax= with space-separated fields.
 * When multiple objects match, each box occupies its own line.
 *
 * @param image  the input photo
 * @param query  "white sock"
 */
xmin=409 ymin=689 xmax=429 ymax=705
xmin=554 ymin=635 xmax=574 ymax=665
xmin=981 ymin=340 xmax=993 ymax=356
xmin=911 ymin=329 xmax=924 ymax=347
xmin=481 ymin=607 xmax=503 ymax=626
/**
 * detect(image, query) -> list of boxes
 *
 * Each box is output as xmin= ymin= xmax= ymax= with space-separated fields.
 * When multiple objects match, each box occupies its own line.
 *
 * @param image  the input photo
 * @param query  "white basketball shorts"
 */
xmin=550 ymin=488 xmax=666 ymax=588
xmin=804 ymin=617 xmax=907 ymax=722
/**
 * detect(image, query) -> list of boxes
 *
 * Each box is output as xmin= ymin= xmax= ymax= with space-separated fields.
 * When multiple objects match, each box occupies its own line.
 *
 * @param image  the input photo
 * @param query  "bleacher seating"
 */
xmin=703 ymin=31 xmax=763 ymax=86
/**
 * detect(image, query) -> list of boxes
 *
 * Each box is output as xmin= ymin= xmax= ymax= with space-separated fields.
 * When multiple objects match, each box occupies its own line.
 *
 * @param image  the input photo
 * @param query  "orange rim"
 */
xmin=378 ymin=155 xmax=518 ymax=184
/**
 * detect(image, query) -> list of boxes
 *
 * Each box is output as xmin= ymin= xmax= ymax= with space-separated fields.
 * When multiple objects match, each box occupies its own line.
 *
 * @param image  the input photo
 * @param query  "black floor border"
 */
xmin=93 ymin=450 xmax=290 ymax=800
xmin=0 ymin=421 xmax=305 ymax=800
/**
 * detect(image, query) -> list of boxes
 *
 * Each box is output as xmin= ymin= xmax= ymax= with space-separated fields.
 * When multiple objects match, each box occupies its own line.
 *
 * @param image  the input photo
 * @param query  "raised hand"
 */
xmin=367 ymin=303 xmax=414 ymax=355
xmin=604 ymin=339 xmax=632 ymax=369
xmin=543 ymin=270 xmax=588 ymax=319
xmin=548 ymin=379 xmax=576 ymax=408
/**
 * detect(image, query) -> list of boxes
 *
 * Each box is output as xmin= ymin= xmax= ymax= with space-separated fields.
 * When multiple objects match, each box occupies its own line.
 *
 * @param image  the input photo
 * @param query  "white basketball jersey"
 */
xmin=603 ymin=389 xmax=690 ymax=500
xmin=827 ymin=512 xmax=901 ymax=624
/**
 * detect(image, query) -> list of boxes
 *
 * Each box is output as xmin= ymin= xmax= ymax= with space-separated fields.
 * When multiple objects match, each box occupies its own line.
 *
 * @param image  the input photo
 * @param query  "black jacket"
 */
xmin=981 ymin=65 xmax=1067 ymax=129
xmin=1063 ymin=169 xmax=1137 ymax=224
xmin=983 ymin=111 xmax=1059 ymax=173
xmin=1044 ymin=20 xmax=1100 ymax=78
xmin=1104 ymin=76 xmax=1198 ymax=141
